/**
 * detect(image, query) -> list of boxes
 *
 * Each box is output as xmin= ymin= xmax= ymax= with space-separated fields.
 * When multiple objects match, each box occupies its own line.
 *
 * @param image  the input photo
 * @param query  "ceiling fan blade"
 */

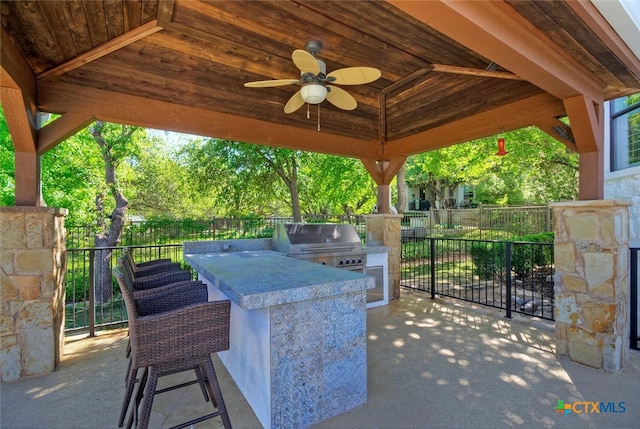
xmin=325 ymin=85 xmax=357 ymax=110
xmin=326 ymin=67 xmax=381 ymax=85
xmin=292 ymin=49 xmax=320 ymax=75
xmin=244 ymin=79 xmax=299 ymax=88
xmin=284 ymin=90 xmax=306 ymax=113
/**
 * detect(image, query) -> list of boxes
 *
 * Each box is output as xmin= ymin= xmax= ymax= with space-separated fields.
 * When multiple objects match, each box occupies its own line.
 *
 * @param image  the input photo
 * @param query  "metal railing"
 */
xmin=66 ymin=215 xmax=369 ymax=249
xmin=65 ymin=244 xmax=191 ymax=335
xmin=631 ymin=247 xmax=639 ymax=350
xmin=402 ymin=204 xmax=552 ymax=240
xmin=401 ymin=237 xmax=555 ymax=320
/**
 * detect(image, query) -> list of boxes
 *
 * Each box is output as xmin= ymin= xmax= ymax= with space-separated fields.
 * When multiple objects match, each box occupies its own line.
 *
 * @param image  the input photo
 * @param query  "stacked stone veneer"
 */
xmin=604 ymin=170 xmax=640 ymax=244
xmin=1 ymin=207 xmax=67 ymax=382
xmin=551 ymin=200 xmax=630 ymax=372
xmin=364 ymin=214 xmax=402 ymax=299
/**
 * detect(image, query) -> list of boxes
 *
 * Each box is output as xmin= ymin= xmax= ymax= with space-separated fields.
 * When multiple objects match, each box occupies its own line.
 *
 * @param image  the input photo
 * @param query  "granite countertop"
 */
xmin=185 ymin=250 xmax=374 ymax=310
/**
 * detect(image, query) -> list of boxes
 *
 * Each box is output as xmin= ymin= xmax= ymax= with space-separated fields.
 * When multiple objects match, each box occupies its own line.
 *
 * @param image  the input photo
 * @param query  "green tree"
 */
xmin=89 ymin=121 xmax=143 ymax=302
xmin=0 ymin=108 xmax=105 ymax=222
xmin=123 ymin=135 xmax=208 ymax=219
xmin=298 ymin=153 xmax=376 ymax=215
xmin=407 ymin=126 xmax=578 ymax=207
xmin=180 ymin=139 xmax=299 ymax=218
xmin=0 ymin=107 xmax=15 ymax=206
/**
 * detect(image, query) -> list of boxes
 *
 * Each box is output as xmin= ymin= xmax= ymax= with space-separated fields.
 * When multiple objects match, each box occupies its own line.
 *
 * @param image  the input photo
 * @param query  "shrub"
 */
xmin=470 ymin=232 xmax=553 ymax=280
xmin=470 ymin=241 xmax=506 ymax=280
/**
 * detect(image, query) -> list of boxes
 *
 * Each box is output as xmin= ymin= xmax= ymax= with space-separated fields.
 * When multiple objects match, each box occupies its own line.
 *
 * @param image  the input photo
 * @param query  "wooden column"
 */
xmin=564 ymin=95 xmax=605 ymax=200
xmin=14 ymin=152 xmax=42 ymax=206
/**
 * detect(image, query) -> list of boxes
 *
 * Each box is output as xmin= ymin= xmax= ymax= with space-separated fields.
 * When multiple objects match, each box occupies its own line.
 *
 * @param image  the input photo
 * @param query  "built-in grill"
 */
xmin=272 ymin=223 xmax=367 ymax=271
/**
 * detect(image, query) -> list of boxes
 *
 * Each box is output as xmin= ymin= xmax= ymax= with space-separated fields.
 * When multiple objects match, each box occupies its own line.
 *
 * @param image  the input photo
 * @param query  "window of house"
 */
xmin=610 ymin=94 xmax=640 ymax=171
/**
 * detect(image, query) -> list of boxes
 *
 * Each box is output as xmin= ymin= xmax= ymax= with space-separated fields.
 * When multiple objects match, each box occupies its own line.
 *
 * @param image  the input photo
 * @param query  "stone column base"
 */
xmin=550 ymin=200 xmax=630 ymax=372
xmin=1 ymin=207 xmax=67 ymax=382
xmin=365 ymin=214 xmax=402 ymax=299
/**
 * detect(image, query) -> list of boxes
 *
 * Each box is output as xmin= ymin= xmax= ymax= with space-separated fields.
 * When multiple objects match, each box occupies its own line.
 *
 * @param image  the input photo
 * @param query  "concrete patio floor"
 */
xmin=2 ymin=289 xmax=639 ymax=429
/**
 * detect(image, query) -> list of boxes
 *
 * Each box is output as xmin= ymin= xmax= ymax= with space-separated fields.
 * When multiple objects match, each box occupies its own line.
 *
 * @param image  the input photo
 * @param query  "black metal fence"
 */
xmin=65 ymin=244 xmax=192 ymax=334
xmin=631 ymin=247 xmax=639 ymax=350
xmin=401 ymin=237 xmax=555 ymax=320
xmin=63 ymin=215 xmax=638 ymax=348
xmin=66 ymin=215 xmax=368 ymax=249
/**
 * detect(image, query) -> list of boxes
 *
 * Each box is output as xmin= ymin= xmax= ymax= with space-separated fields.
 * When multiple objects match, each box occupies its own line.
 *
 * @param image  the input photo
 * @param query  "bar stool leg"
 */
xmin=119 ymin=366 xmax=139 ymax=427
xmin=136 ymin=367 xmax=159 ymax=429
xmin=202 ymin=358 xmax=231 ymax=429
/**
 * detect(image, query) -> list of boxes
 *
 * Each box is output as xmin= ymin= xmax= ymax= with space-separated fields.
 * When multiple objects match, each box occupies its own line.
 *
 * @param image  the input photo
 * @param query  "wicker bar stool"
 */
xmin=114 ymin=264 xmax=212 ymax=428
xmin=118 ymin=252 xmax=197 ymax=384
xmin=113 ymin=267 xmax=232 ymax=429
xmin=123 ymin=247 xmax=183 ymax=276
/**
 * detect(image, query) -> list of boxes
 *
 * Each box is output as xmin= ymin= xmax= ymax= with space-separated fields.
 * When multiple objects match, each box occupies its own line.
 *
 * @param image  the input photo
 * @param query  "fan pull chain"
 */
xmin=317 ymin=104 xmax=321 ymax=131
xmin=307 ymin=103 xmax=310 ymax=119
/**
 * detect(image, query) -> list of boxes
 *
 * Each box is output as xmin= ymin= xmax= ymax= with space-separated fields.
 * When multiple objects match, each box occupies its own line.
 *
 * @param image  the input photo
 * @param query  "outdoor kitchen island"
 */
xmin=184 ymin=250 xmax=374 ymax=429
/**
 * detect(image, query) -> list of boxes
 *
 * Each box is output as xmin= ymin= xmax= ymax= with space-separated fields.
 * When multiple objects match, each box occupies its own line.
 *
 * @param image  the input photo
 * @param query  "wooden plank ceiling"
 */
xmin=2 ymin=0 xmax=640 ymax=160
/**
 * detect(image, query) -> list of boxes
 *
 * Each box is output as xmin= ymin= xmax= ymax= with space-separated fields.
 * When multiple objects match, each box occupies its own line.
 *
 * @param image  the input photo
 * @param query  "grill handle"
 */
xmin=300 ymin=245 xmax=358 ymax=254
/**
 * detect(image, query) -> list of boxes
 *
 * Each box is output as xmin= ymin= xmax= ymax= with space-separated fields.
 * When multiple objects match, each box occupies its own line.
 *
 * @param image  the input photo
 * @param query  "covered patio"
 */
xmin=2 ymin=0 xmax=640 ymax=424
xmin=2 ymin=290 xmax=639 ymax=428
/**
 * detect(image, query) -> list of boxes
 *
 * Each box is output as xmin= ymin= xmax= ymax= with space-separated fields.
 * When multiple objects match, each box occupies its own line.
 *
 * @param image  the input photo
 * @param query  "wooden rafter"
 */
xmin=384 ymin=92 xmax=566 ymax=157
xmin=38 ymin=20 xmax=163 ymax=81
xmin=38 ymin=81 xmax=381 ymax=159
xmin=388 ymin=0 xmax=605 ymax=102
xmin=431 ymin=64 xmax=522 ymax=80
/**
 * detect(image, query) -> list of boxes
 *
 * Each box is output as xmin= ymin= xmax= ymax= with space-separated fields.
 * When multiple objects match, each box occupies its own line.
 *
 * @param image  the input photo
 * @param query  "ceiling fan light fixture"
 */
xmin=301 ymin=84 xmax=327 ymax=104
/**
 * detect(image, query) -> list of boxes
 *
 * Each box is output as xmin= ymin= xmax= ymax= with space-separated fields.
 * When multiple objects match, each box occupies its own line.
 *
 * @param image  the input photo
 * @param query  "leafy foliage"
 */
xmin=470 ymin=232 xmax=554 ymax=280
xmin=406 ymin=126 xmax=579 ymax=206
xmin=2 ymin=107 xmax=576 ymax=224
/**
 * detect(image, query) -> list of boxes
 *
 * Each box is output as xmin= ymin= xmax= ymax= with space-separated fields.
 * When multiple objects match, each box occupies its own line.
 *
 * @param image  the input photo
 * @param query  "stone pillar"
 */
xmin=550 ymin=200 xmax=630 ymax=372
xmin=1 ymin=206 xmax=67 ymax=382
xmin=365 ymin=214 xmax=402 ymax=299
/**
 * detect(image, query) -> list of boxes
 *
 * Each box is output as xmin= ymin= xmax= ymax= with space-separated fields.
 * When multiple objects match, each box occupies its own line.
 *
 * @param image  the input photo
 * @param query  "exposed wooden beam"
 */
xmin=568 ymin=1 xmax=640 ymax=87
xmin=563 ymin=95 xmax=601 ymax=153
xmin=37 ymin=113 xmax=95 ymax=154
xmin=360 ymin=157 xmax=406 ymax=185
xmin=431 ymin=64 xmax=522 ymax=80
xmin=1 ymin=88 xmax=36 ymax=153
xmin=1 ymin=25 xmax=38 ymax=153
xmin=156 ymin=0 xmax=175 ymax=26
xmin=532 ymin=117 xmax=577 ymax=153
xmin=38 ymin=20 xmax=163 ymax=80
xmin=38 ymin=81 xmax=381 ymax=159
xmin=384 ymin=92 xmax=566 ymax=157
xmin=1 ymin=25 xmax=36 ymax=96
xmin=381 ymin=68 xmax=432 ymax=95
xmin=388 ymin=0 xmax=605 ymax=102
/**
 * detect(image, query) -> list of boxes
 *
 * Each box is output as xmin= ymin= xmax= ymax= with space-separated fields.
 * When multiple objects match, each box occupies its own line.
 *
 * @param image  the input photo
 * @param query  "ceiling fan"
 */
xmin=244 ymin=40 xmax=381 ymax=114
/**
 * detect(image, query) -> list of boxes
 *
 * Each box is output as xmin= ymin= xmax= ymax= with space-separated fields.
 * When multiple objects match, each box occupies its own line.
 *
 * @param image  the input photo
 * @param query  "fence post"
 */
xmin=89 ymin=248 xmax=96 ymax=337
xmin=430 ymin=238 xmax=436 ymax=299
xmin=505 ymin=241 xmax=512 ymax=319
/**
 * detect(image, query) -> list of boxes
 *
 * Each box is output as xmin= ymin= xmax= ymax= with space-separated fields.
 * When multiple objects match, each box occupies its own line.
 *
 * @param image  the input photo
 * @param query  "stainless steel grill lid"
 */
xmin=272 ymin=223 xmax=362 ymax=256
